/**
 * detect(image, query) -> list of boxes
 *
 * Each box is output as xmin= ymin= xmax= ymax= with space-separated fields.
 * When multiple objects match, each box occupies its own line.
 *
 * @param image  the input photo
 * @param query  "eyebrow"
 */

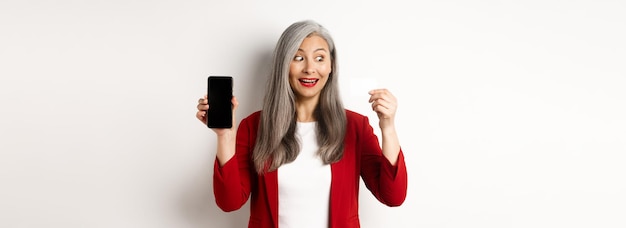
xmin=298 ymin=48 xmax=328 ymax=53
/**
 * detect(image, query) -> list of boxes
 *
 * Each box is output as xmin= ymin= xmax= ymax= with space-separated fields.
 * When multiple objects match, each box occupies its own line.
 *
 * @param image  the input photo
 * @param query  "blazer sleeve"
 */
xmin=359 ymin=115 xmax=408 ymax=207
xmin=212 ymin=116 xmax=255 ymax=212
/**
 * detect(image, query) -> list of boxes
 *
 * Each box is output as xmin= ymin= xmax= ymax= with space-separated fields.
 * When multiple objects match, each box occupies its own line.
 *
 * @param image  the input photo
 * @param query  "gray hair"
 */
xmin=253 ymin=20 xmax=347 ymax=173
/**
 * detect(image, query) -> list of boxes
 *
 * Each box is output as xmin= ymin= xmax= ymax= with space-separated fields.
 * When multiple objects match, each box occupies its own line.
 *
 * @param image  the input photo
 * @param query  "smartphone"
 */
xmin=207 ymin=76 xmax=233 ymax=128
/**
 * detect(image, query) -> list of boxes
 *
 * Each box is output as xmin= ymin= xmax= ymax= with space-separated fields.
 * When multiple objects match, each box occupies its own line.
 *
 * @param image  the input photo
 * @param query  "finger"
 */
xmin=372 ymin=104 xmax=394 ymax=119
xmin=371 ymin=99 xmax=394 ymax=111
xmin=368 ymin=88 xmax=389 ymax=95
xmin=196 ymin=110 xmax=206 ymax=122
xmin=369 ymin=95 xmax=397 ymax=108
xmin=232 ymin=96 xmax=239 ymax=110
xmin=197 ymin=103 xmax=209 ymax=111
xmin=372 ymin=103 xmax=395 ymax=118
xmin=198 ymin=97 xmax=208 ymax=105
xmin=372 ymin=104 xmax=391 ymax=118
xmin=368 ymin=91 xmax=381 ymax=103
xmin=371 ymin=98 xmax=397 ymax=119
xmin=368 ymin=89 xmax=394 ymax=103
xmin=369 ymin=88 xmax=394 ymax=96
xmin=369 ymin=94 xmax=390 ymax=104
xmin=230 ymin=96 xmax=239 ymax=129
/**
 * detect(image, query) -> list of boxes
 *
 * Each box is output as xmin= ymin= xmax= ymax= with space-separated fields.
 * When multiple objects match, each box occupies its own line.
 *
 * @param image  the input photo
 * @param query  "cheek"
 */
xmin=321 ymin=63 xmax=332 ymax=76
xmin=288 ymin=65 xmax=297 ymax=79
xmin=288 ymin=74 xmax=296 ymax=86
xmin=289 ymin=62 xmax=301 ymax=75
xmin=289 ymin=63 xmax=295 ymax=74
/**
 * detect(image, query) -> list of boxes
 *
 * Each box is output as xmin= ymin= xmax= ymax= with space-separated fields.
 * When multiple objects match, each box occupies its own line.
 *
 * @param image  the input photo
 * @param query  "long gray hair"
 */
xmin=252 ymin=20 xmax=346 ymax=173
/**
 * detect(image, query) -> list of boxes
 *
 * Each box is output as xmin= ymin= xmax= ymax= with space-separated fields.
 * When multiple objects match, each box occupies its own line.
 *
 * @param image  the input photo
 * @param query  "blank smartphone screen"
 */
xmin=207 ymin=76 xmax=233 ymax=128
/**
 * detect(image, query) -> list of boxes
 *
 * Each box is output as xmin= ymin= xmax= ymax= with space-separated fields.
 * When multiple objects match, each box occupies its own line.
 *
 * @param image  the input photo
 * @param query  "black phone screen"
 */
xmin=207 ymin=76 xmax=233 ymax=128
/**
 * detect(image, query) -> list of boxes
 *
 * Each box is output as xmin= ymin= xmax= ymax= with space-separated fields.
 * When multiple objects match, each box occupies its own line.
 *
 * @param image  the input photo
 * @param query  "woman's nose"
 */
xmin=303 ymin=60 xmax=316 ymax=74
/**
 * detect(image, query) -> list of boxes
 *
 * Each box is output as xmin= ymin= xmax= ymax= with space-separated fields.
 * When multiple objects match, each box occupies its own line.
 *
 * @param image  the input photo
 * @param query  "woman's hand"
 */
xmin=197 ymin=95 xmax=239 ymax=165
xmin=196 ymin=95 xmax=239 ymax=136
xmin=368 ymin=89 xmax=397 ymax=130
xmin=369 ymin=89 xmax=401 ymax=165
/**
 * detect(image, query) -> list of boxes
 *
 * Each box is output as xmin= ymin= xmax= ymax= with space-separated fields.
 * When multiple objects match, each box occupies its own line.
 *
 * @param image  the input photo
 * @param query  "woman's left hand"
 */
xmin=368 ymin=89 xmax=397 ymax=130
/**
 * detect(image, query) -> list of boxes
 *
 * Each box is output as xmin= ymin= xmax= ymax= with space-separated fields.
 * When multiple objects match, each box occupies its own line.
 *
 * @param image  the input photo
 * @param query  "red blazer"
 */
xmin=213 ymin=110 xmax=407 ymax=228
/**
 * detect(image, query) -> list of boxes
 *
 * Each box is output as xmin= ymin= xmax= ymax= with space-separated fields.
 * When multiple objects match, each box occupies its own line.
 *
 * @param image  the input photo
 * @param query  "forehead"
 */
xmin=299 ymin=35 xmax=329 ymax=50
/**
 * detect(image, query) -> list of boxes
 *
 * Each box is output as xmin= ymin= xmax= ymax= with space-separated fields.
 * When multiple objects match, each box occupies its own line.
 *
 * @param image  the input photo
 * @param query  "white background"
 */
xmin=1 ymin=0 xmax=625 ymax=227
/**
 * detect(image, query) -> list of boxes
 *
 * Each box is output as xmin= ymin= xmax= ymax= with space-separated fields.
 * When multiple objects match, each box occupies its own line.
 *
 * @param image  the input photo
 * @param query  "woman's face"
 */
xmin=289 ymin=35 xmax=332 ymax=102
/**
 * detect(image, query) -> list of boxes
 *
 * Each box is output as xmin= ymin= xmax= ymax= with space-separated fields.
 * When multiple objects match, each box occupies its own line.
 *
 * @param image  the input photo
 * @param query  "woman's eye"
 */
xmin=294 ymin=56 xmax=304 ymax=61
xmin=315 ymin=56 xmax=324 ymax=61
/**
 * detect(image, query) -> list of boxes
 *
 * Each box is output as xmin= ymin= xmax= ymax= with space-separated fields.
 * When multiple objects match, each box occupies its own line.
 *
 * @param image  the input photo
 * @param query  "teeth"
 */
xmin=300 ymin=79 xmax=317 ymax=83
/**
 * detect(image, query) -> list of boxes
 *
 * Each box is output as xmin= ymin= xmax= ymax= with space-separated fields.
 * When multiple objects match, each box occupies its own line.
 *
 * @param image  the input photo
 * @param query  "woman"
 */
xmin=196 ymin=20 xmax=407 ymax=228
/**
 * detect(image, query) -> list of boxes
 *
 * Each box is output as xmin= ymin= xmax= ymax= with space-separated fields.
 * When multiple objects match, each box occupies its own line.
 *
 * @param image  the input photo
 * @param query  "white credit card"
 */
xmin=348 ymin=77 xmax=379 ymax=97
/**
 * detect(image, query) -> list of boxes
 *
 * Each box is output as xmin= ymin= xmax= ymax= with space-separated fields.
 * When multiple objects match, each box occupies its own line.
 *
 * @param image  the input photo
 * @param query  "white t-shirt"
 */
xmin=277 ymin=122 xmax=331 ymax=228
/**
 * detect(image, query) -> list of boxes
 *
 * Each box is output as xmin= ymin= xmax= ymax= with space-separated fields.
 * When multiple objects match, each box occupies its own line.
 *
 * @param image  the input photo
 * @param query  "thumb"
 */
xmin=231 ymin=96 xmax=239 ymax=128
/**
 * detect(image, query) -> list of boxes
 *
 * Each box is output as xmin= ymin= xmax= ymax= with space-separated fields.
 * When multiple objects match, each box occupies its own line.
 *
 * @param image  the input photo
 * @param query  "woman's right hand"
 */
xmin=196 ymin=95 xmax=239 ymax=136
